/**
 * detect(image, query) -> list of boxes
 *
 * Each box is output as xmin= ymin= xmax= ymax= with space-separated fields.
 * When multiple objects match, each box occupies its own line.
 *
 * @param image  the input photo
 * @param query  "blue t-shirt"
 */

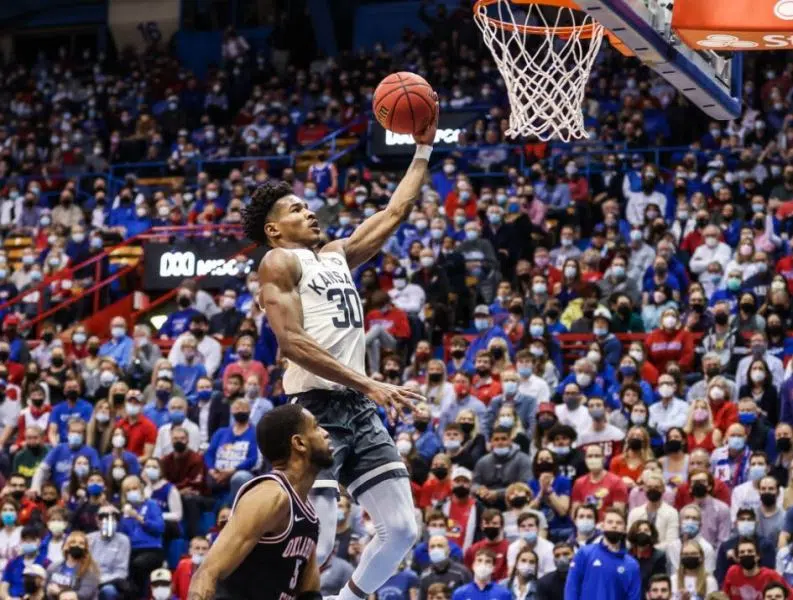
xmin=529 ymin=476 xmax=574 ymax=541
xmin=50 ymin=400 xmax=94 ymax=440
xmin=376 ymin=570 xmax=419 ymax=600
xmin=44 ymin=445 xmax=100 ymax=489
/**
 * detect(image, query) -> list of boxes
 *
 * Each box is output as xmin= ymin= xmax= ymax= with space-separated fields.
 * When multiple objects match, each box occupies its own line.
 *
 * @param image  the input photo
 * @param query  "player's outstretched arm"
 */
xmin=258 ymin=249 xmax=424 ymax=411
xmin=327 ymin=101 xmax=439 ymax=270
xmin=187 ymin=483 xmax=290 ymax=600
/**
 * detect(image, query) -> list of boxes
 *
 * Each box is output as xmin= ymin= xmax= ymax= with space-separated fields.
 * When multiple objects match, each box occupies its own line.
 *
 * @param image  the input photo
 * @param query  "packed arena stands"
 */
xmin=1 ymin=1 xmax=793 ymax=600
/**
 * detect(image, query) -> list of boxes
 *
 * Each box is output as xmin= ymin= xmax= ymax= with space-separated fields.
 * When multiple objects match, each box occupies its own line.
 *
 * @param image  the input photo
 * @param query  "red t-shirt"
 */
xmin=471 ymin=376 xmax=502 ymax=406
xmin=723 ymin=565 xmax=790 ymax=600
xmin=711 ymin=400 xmax=739 ymax=434
xmin=447 ymin=497 xmax=475 ymax=549
xmin=418 ymin=477 xmax=451 ymax=509
xmin=365 ymin=308 xmax=411 ymax=340
xmin=571 ymin=472 xmax=628 ymax=520
xmin=464 ymin=539 xmax=509 ymax=581
xmin=118 ymin=416 xmax=157 ymax=456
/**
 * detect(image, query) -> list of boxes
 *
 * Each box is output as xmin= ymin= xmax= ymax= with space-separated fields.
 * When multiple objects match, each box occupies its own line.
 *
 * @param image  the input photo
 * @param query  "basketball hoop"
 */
xmin=474 ymin=0 xmax=626 ymax=141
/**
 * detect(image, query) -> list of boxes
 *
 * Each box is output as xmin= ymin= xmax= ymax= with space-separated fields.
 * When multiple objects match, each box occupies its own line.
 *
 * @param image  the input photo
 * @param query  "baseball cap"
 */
xmin=151 ymin=568 xmax=172 ymax=584
xmin=538 ymin=402 xmax=556 ymax=414
xmin=474 ymin=305 xmax=490 ymax=317
xmin=451 ymin=466 xmax=473 ymax=481
xmin=23 ymin=564 xmax=47 ymax=578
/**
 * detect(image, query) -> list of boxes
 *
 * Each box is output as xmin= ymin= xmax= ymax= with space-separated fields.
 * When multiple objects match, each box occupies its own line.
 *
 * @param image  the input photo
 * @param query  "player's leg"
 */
xmin=336 ymin=477 xmax=418 ymax=600
xmin=309 ymin=485 xmax=339 ymax=567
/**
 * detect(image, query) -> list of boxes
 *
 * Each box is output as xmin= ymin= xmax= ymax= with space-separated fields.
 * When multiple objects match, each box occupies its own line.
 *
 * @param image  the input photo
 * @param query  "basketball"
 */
xmin=372 ymin=72 xmax=436 ymax=135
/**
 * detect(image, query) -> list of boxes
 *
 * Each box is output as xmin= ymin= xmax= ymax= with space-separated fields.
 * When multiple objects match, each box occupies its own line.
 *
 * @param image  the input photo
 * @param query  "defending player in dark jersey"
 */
xmin=188 ymin=404 xmax=333 ymax=600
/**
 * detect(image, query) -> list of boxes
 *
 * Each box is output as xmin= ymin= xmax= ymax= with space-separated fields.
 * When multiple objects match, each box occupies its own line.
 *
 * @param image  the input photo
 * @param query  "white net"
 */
xmin=474 ymin=0 xmax=605 ymax=141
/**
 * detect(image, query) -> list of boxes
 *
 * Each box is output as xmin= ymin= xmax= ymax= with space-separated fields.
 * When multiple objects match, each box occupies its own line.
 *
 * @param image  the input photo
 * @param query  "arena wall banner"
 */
xmin=369 ymin=111 xmax=480 ymax=156
xmin=143 ymin=241 xmax=266 ymax=291
xmin=108 ymin=0 xmax=181 ymax=54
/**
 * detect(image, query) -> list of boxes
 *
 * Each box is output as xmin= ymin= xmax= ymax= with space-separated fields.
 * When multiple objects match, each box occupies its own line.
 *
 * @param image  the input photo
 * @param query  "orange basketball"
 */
xmin=372 ymin=72 xmax=436 ymax=135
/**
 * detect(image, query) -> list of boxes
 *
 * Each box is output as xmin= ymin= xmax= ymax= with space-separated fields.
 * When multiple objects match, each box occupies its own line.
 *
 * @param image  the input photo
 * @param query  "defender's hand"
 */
xmin=413 ymin=97 xmax=439 ymax=146
xmin=365 ymin=380 xmax=424 ymax=421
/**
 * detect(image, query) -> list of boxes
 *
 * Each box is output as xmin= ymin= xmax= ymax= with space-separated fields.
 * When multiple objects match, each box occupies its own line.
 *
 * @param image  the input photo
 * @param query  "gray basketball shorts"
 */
xmin=289 ymin=388 xmax=408 ymax=500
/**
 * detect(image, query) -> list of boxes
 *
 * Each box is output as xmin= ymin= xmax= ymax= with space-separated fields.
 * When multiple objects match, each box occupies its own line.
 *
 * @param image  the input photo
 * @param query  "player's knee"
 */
xmin=387 ymin=512 xmax=419 ymax=552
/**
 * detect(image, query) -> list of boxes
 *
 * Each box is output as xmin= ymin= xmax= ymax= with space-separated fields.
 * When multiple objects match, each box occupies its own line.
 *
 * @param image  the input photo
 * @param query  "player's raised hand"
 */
xmin=366 ymin=380 xmax=424 ymax=422
xmin=413 ymin=95 xmax=439 ymax=146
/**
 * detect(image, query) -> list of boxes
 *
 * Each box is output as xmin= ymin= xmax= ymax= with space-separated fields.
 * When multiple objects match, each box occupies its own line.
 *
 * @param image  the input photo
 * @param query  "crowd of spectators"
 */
xmin=2 ymin=2 xmax=793 ymax=600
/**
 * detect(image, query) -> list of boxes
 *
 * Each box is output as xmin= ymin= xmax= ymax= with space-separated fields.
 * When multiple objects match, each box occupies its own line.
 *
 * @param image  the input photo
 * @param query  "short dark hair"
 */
xmin=20 ymin=525 xmax=40 ymax=540
xmin=481 ymin=508 xmax=502 ymax=526
xmin=647 ymin=574 xmax=671 ymax=589
xmin=256 ymin=404 xmax=308 ymax=463
xmin=736 ymin=507 xmax=757 ymax=521
xmin=764 ymin=581 xmax=790 ymax=599
xmin=517 ymin=512 xmax=539 ymax=527
xmin=491 ymin=426 xmax=511 ymax=438
xmin=242 ymin=181 xmax=293 ymax=244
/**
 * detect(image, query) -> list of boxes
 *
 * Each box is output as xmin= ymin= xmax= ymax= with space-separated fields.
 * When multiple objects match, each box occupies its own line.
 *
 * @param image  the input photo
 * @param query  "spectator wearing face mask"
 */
xmin=737 ymin=333 xmax=785 ymax=392
xmin=723 ymin=538 xmax=791 ymax=599
xmin=644 ymin=309 xmax=694 ymax=373
xmin=168 ymin=314 xmax=221 ymax=379
xmin=126 ymin=325 xmax=161 ymax=382
xmin=459 ymin=547 xmax=510 ymax=598
xmin=118 ymin=475 xmax=165 ymax=597
xmin=48 ymin=380 xmax=93 ymax=445
xmin=221 ymin=335 xmax=268 ymax=397
xmin=88 ymin=506 xmax=130 ymax=600
xmin=204 ymin=397 xmax=256 ymax=497
xmin=117 ymin=391 xmax=157 ymax=459
xmin=31 ymin=419 xmax=99 ymax=494
xmin=158 ymin=287 xmax=200 ymax=340
xmin=98 ymin=318 xmax=134 ymax=369
xmin=142 ymin=457 xmax=182 ymax=543
xmin=1 ymin=524 xmax=47 ymax=598
xmin=473 ymin=427 xmax=532 ymax=510
xmin=172 ymin=536 xmax=209 ymax=600
xmin=565 ymin=508 xmax=641 ymax=600
xmin=417 ymin=533 xmax=471 ymax=600
xmin=628 ymin=472 xmax=679 ymax=550
xmin=715 ymin=507 xmax=776 ymax=585
xmin=148 ymin=567 xmax=173 ymax=600
xmin=209 ymin=289 xmax=244 ymax=337
xmin=45 ymin=530 xmax=100 ymax=600
xmin=391 ymin=266 xmax=427 ymax=315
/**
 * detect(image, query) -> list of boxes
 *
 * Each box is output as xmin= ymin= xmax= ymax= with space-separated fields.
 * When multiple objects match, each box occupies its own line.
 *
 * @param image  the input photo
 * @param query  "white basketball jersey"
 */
xmin=281 ymin=248 xmax=366 ymax=393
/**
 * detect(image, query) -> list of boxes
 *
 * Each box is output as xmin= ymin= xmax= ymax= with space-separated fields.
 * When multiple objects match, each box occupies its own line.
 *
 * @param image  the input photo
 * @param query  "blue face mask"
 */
xmin=67 ymin=433 xmax=83 ymax=448
xmin=126 ymin=490 xmax=142 ymax=504
xmin=196 ymin=390 xmax=212 ymax=402
xmin=87 ymin=482 xmax=104 ymax=496
xmin=550 ymin=445 xmax=570 ymax=456
xmin=739 ymin=412 xmax=757 ymax=425
xmin=503 ymin=381 xmax=518 ymax=396
xmin=20 ymin=542 xmax=38 ymax=555
xmin=169 ymin=410 xmax=186 ymax=425
xmin=517 ymin=366 xmax=533 ymax=378
xmin=749 ymin=465 xmax=767 ymax=481
xmin=493 ymin=446 xmax=510 ymax=457
xmin=680 ymin=520 xmax=699 ymax=536
xmin=474 ymin=319 xmax=490 ymax=332
xmin=728 ymin=436 xmax=746 ymax=452
xmin=620 ymin=365 xmax=637 ymax=378
xmin=1 ymin=512 xmax=16 ymax=526
xmin=529 ymin=325 xmax=544 ymax=338
xmin=519 ymin=530 xmax=538 ymax=543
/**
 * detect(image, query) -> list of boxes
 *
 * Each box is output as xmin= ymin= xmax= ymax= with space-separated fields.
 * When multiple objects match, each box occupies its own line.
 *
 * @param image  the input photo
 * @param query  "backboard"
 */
xmin=576 ymin=0 xmax=743 ymax=120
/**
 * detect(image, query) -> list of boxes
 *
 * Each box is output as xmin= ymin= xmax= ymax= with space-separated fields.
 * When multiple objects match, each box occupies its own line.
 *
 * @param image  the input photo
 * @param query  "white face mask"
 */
xmin=473 ymin=563 xmax=493 ymax=581
xmin=152 ymin=586 xmax=171 ymax=600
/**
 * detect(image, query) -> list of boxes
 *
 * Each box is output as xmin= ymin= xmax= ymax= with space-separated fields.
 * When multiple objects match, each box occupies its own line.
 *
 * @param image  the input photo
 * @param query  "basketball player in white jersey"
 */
xmin=242 ymin=103 xmax=438 ymax=600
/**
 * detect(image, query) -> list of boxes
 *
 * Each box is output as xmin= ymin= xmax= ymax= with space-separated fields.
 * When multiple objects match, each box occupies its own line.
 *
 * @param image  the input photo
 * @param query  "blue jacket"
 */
xmin=465 ymin=326 xmax=514 ymax=363
xmin=2 ymin=553 xmax=49 ymax=596
xmin=159 ymin=308 xmax=200 ymax=338
xmin=119 ymin=499 xmax=165 ymax=550
xmin=451 ymin=581 xmax=511 ymax=600
xmin=205 ymin=425 xmax=258 ymax=472
xmin=413 ymin=428 xmax=443 ymax=462
xmin=412 ymin=540 xmax=463 ymax=572
xmin=98 ymin=336 xmax=134 ymax=368
xmin=564 ymin=540 xmax=641 ymax=600
xmin=43 ymin=444 xmax=100 ymax=489
xmin=50 ymin=399 xmax=94 ymax=440
xmin=100 ymin=451 xmax=141 ymax=477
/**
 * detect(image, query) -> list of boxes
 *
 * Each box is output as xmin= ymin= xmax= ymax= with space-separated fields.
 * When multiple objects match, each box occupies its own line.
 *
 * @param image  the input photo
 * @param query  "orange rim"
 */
xmin=473 ymin=0 xmax=598 ymax=37
xmin=473 ymin=0 xmax=634 ymax=54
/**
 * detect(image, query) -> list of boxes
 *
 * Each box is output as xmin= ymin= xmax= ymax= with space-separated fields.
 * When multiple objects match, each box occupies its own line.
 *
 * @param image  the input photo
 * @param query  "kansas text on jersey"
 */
xmin=280 ymin=248 xmax=366 ymax=394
